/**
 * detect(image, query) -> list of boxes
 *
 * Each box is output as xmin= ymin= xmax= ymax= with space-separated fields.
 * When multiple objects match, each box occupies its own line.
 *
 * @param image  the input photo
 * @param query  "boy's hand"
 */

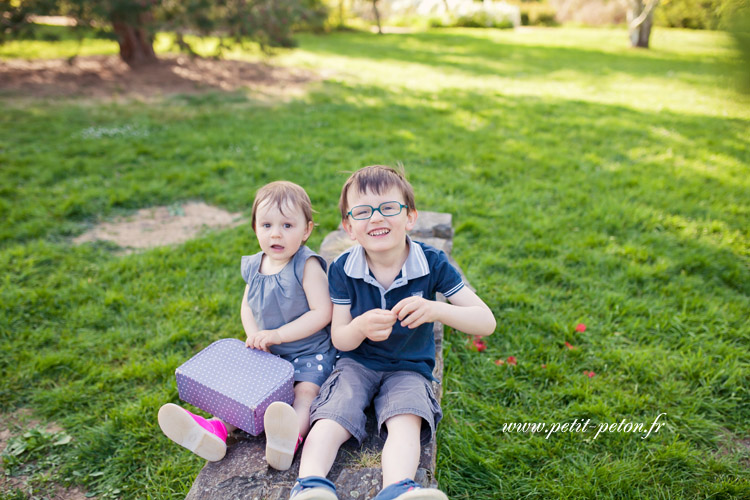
xmin=392 ymin=296 xmax=439 ymax=329
xmin=245 ymin=329 xmax=281 ymax=351
xmin=355 ymin=309 xmax=397 ymax=342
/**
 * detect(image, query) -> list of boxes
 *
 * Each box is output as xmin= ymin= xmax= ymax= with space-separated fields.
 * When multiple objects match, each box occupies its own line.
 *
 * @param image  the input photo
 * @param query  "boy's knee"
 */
xmin=309 ymin=418 xmax=353 ymax=442
xmin=384 ymin=413 xmax=422 ymax=434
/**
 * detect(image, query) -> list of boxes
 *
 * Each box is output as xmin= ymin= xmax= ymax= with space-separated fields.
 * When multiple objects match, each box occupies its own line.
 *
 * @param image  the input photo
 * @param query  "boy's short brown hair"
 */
xmin=251 ymin=181 xmax=314 ymax=231
xmin=339 ymin=165 xmax=416 ymax=220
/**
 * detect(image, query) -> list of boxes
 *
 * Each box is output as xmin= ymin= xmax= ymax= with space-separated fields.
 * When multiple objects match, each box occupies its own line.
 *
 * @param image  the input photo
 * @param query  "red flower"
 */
xmin=541 ymin=364 xmax=547 ymax=369
xmin=583 ymin=370 xmax=596 ymax=378
xmin=564 ymin=341 xmax=577 ymax=350
xmin=575 ymin=323 xmax=586 ymax=333
xmin=506 ymin=356 xmax=517 ymax=366
xmin=472 ymin=337 xmax=487 ymax=352
xmin=495 ymin=359 xmax=504 ymax=366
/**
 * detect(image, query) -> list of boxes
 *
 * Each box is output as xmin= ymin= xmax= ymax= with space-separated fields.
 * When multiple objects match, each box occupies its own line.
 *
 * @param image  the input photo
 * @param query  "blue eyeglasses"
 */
xmin=347 ymin=201 xmax=407 ymax=220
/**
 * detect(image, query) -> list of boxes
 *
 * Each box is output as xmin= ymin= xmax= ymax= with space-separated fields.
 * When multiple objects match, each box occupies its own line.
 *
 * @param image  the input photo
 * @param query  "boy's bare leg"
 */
xmin=381 ymin=414 xmax=422 ymax=487
xmin=293 ymin=382 xmax=320 ymax=438
xmin=298 ymin=418 xmax=352 ymax=478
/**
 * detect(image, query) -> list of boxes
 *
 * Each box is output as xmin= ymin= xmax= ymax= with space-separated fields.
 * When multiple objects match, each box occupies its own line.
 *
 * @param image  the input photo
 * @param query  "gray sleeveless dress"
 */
xmin=241 ymin=245 xmax=336 ymax=386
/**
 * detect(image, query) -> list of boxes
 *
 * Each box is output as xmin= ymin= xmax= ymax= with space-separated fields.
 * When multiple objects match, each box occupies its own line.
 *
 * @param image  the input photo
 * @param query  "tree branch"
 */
xmin=629 ymin=0 xmax=660 ymax=30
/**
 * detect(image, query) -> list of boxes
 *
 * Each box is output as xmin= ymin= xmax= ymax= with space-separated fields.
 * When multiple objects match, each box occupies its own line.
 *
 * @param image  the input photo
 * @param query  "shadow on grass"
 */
xmin=299 ymin=30 xmax=741 ymax=87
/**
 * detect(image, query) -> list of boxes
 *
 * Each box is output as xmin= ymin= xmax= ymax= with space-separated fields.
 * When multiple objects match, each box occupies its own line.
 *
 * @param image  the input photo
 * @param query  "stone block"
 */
xmin=185 ymin=211 xmax=464 ymax=500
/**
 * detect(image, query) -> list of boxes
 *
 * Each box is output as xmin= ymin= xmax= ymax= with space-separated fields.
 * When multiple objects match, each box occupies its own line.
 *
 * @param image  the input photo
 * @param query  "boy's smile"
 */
xmin=343 ymin=187 xmax=417 ymax=263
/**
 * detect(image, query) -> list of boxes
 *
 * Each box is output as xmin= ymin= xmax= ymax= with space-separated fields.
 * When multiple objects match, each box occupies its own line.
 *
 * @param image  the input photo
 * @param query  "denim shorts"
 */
xmin=284 ymin=345 xmax=337 ymax=387
xmin=309 ymin=358 xmax=442 ymax=445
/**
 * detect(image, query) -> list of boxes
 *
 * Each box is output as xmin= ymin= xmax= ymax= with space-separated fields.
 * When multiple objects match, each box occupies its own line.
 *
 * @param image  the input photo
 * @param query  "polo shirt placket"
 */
xmin=340 ymin=238 xmax=431 ymax=310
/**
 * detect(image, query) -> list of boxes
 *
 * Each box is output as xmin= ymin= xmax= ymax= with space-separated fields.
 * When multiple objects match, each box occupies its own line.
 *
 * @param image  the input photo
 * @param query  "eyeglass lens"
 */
xmin=351 ymin=201 xmax=403 ymax=220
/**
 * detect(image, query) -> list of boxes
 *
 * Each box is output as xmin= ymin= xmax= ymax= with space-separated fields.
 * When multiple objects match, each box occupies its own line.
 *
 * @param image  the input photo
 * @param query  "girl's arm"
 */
xmin=241 ymin=284 xmax=264 ymax=347
xmin=258 ymin=257 xmax=333 ymax=348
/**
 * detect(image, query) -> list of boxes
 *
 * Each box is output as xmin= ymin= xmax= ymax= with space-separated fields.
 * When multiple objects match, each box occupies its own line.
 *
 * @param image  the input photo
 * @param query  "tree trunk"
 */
xmin=628 ymin=0 xmax=659 ymax=49
xmin=372 ymin=0 xmax=382 ymax=34
xmin=111 ymin=16 xmax=157 ymax=67
xmin=632 ymin=12 xmax=653 ymax=48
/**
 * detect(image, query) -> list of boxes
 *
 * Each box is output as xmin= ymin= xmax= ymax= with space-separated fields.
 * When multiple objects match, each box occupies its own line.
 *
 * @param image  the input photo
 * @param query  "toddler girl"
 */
xmin=158 ymin=181 xmax=335 ymax=471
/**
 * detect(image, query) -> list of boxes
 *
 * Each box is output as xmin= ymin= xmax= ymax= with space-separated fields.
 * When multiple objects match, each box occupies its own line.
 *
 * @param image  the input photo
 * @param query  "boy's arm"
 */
xmin=392 ymin=287 xmax=496 ymax=337
xmin=253 ymin=257 xmax=333 ymax=350
xmin=331 ymin=303 xmax=397 ymax=351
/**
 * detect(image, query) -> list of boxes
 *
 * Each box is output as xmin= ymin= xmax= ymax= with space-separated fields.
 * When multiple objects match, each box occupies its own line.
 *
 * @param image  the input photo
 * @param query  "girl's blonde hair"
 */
xmin=251 ymin=181 xmax=314 ymax=233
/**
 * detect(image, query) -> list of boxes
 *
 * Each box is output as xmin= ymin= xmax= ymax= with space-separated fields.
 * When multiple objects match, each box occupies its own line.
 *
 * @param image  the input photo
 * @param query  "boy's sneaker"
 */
xmin=373 ymin=479 xmax=448 ymax=500
xmin=264 ymin=401 xmax=300 ymax=470
xmin=157 ymin=403 xmax=227 ymax=462
xmin=289 ymin=476 xmax=338 ymax=500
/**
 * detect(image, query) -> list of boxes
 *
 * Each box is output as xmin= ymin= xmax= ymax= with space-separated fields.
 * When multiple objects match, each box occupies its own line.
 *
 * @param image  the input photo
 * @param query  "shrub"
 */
xmin=519 ymin=3 xmax=560 ymax=26
xmin=654 ymin=0 xmax=724 ymax=29
xmin=454 ymin=10 xmax=515 ymax=28
xmin=550 ymin=0 xmax=627 ymax=26
xmin=381 ymin=0 xmax=521 ymax=29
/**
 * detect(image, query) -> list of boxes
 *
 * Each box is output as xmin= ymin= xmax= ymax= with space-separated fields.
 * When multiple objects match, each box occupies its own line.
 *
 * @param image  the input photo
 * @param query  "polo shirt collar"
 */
xmin=343 ymin=236 xmax=430 ymax=285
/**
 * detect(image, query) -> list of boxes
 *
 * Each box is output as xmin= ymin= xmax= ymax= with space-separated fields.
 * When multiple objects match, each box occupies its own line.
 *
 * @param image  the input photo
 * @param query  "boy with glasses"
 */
xmin=289 ymin=165 xmax=496 ymax=500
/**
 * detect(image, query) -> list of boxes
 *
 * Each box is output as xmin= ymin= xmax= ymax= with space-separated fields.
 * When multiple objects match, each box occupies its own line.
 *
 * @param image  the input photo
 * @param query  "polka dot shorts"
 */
xmin=288 ymin=346 xmax=337 ymax=387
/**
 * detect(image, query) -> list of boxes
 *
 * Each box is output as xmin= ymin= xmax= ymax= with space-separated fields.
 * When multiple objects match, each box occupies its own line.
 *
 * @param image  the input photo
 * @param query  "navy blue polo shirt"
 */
xmin=328 ymin=237 xmax=464 ymax=381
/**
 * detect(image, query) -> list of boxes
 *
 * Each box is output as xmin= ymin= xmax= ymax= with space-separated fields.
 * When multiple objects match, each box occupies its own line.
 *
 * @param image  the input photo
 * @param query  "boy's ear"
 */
xmin=405 ymin=208 xmax=418 ymax=231
xmin=342 ymin=217 xmax=357 ymax=241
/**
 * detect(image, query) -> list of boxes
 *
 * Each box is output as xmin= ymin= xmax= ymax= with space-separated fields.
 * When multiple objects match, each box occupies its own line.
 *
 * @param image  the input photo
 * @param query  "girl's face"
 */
xmin=254 ymin=199 xmax=313 ymax=268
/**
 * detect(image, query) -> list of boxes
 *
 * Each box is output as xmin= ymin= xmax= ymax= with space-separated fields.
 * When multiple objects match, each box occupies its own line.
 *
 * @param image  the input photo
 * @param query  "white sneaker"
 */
xmin=264 ymin=401 xmax=300 ymax=470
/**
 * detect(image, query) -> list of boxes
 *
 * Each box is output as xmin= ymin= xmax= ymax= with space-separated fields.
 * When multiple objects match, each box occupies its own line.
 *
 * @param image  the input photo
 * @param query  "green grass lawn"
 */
xmin=1 ymin=25 xmax=749 ymax=500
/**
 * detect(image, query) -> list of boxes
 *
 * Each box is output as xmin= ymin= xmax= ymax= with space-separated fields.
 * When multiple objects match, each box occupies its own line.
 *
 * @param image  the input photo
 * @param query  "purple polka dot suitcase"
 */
xmin=175 ymin=338 xmax=294 ymax=436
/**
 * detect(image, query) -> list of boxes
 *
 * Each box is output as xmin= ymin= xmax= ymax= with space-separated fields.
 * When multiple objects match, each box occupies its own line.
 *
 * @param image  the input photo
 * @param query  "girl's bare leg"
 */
xmin=293 ymin=381 xmax=320 ymax=438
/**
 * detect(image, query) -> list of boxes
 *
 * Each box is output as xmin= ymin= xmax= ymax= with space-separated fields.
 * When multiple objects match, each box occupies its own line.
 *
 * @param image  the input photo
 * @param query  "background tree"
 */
xmin=627 ymin=0 xmax=660 ymax=48
xmin=371 ymin=0 xmax=382 ymax=34
xmin=1 ymin=0 xmax=327 ymax=67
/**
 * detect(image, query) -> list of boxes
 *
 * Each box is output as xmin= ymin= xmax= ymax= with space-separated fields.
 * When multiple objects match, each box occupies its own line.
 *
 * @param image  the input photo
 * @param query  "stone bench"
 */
xmin=186 ymin=212 xmax=468 ymax=500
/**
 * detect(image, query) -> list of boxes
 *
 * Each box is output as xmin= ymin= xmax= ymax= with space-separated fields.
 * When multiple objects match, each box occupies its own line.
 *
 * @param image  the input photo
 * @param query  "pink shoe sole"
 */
xmin=264 ymin=401 xmax=299 ymax=470
xmin=158 ymin=403 xmax=226 ymax=462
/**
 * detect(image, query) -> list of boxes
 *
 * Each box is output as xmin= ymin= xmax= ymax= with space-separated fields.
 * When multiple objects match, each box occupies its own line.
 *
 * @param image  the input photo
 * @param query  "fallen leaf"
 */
xmin=472 ymin=337 xmax=487 ymax=352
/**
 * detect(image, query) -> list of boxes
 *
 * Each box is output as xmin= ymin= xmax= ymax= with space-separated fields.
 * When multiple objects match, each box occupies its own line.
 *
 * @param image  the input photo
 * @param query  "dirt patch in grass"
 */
xmin=0 ymin=409 xmax=91 ymax=500
xmin=716 ymin=429 xmax=750 ymax=467
xmin=0 ymin=54 xmax=320 ymax=101
xmin=73 ymin=201 xmax=246 ymax=252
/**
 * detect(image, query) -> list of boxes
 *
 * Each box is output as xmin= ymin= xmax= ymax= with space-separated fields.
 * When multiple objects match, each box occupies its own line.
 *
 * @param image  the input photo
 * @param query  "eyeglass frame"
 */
xmin=346 ymin=201 xmax=408 ymax=220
